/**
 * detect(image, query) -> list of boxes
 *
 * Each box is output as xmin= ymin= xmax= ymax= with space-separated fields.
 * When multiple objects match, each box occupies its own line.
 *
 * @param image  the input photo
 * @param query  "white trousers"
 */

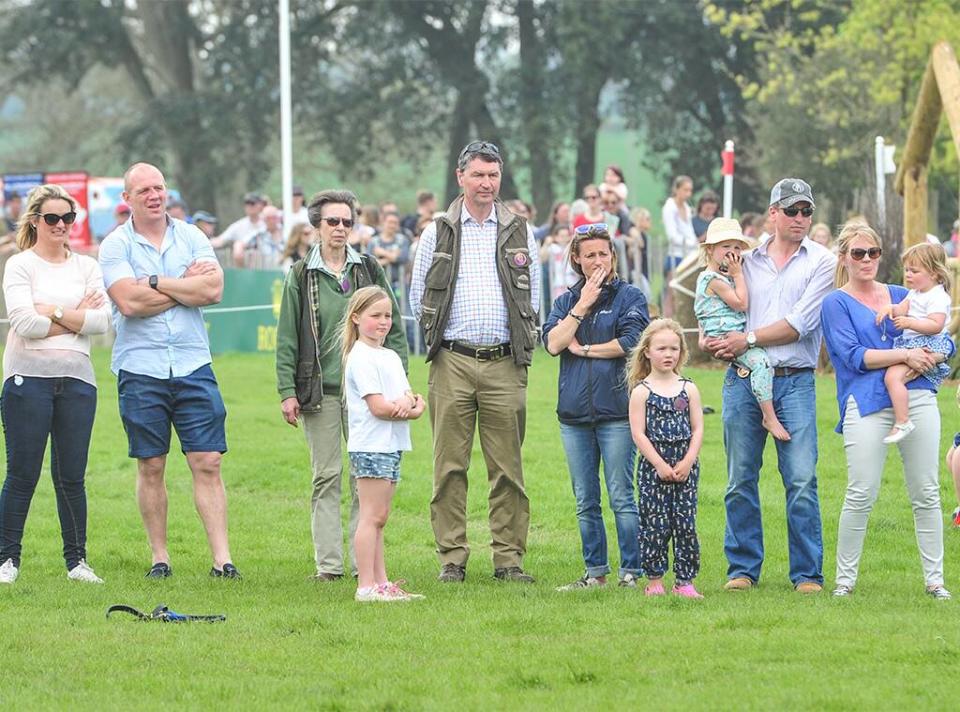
xmin=835 ymin=390 xmax=944 ymax=588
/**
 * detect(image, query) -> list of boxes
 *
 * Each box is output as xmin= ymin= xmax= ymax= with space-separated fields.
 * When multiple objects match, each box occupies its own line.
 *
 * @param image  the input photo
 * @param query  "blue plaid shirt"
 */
xmin=410 ymin=204 xmax=540 ymax=345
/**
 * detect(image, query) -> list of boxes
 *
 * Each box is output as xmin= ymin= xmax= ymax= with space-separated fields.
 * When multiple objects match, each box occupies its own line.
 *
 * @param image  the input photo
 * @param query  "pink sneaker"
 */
xmin=672 ymin=583 xmax=704 ymax=599
xmin=384 ymin=579 xmax=425 ymax=600
xmin=644 ymin=580 xmax=665 ymax=596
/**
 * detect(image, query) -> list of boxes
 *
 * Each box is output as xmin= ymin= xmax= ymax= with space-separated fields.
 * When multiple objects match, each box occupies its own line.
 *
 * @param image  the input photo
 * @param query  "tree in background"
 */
xmin=708 ymin=0 xmax=960 ymax=246
xmin=0 ymin=0 xmax=284 ymax=215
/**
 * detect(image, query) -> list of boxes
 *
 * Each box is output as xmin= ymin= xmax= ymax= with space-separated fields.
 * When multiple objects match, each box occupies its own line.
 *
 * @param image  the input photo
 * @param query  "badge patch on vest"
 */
xmin=512 ymin=251 xmax=529 ymax=267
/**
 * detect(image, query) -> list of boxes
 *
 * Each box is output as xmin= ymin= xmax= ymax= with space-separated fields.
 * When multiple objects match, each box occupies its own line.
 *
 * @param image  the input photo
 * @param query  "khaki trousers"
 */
xmin=301 ymin=394 xmax=358 ymax=575
xmin=428 ymin=348 xmax=530 ymax=569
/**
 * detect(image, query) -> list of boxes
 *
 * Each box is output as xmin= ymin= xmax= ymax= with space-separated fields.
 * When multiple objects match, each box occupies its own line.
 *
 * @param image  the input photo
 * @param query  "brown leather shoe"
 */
xmin=795 ymin=581 xmax=823 ymax=594
xmin=724 ymin=576 xmax=754 ymax=591
xmin=493 ymin=566 xmax=535 ymax=583
xmin=310 ymin=572 xmax=344 ymax=582
xmin=438 ymin=563 xmax=466 ymax=583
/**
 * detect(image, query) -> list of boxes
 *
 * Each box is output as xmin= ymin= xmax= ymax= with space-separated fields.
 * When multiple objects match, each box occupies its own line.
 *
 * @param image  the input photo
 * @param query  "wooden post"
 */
xmin=933 ymin=42 xmax=960 ymax=162
xmin=902 ymin=165 xmax=928 ymax=249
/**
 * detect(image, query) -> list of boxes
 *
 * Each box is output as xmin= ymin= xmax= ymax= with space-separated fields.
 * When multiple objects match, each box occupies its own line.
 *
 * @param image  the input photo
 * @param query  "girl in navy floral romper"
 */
xmin=627 ymin=318 xmax=705 ymax=598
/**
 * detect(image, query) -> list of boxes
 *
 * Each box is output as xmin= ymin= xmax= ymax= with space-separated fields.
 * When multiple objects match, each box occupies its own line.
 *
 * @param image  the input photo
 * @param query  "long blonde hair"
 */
xmin=902 ymin=242 xmax=951 ymax=292
xmin=626 ymin=318 xmax=688 ymax=389
xmin=340 ymin=285 xmax=392 ymax=364
xmin=16 ymin=184 xmax=77 ymax=252
xmin=834 ymin=220 xmax=881 ymax=288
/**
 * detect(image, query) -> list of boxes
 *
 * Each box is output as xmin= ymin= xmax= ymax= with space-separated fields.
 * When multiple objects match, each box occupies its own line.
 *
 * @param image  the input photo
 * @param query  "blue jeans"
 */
xmin=0 ymin=376 xmax=97 ymax=570
xmin=722 ymin=367 xmax=823 ymax=586
xmin=560 ymin=420 xmax=641 ymax=578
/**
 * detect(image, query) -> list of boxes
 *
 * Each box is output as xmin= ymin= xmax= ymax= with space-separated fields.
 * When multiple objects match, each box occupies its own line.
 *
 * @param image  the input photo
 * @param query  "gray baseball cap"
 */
xmin=769 ymin=178 xmax=815 ymax=208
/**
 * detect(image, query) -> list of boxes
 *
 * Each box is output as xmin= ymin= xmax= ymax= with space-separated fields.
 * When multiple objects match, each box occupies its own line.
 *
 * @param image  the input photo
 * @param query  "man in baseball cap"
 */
xmin=769 ymin=178 xmax=815 ymax=209
xmin=704 ymin=176 xmax=836 ymax=596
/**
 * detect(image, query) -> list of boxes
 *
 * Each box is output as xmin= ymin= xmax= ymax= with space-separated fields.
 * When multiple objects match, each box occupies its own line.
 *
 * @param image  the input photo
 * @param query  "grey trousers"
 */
xmin=302 ymin=394 xmax=358 ymax=575
xmin=836 ymin=391 xmax=944 ymax=589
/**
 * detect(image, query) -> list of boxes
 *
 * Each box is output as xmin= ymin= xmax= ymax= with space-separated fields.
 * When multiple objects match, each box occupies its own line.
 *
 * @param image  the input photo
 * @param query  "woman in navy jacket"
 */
xmin=543 ymin=223 xmax=650 ymax=590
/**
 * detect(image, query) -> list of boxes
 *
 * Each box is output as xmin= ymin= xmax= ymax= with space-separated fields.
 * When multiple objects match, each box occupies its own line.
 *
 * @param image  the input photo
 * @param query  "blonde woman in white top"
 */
xmin=0 ymin=184 xmax=111 ymax=585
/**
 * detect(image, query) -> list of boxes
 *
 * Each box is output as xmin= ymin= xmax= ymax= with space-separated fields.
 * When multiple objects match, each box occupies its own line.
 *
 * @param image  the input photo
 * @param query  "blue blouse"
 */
xmin=821 ymin=285 xmax=947 ymax=433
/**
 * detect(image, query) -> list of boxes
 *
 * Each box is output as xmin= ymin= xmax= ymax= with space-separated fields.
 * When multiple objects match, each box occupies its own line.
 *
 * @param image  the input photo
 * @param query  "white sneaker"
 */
xmin=832 ymin=584 xmax=853 ymax=597
xmin=67 ymin=559 xmax=104 ymax=584
xmin=384 ymin=580 xmax=425 ymax=600
xmin=0 ymin=558 xmax=18 ymax=584
xmin=883 ymin=420 xmax=915 ymax=444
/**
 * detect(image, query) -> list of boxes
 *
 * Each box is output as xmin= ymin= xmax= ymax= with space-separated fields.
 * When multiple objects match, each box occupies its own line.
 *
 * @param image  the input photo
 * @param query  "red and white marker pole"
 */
xmin=721 ymin=140 xmax=735 ymax=218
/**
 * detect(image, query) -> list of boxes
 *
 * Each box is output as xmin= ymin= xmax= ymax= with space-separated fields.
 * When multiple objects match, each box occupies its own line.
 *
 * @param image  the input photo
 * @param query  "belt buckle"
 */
xmin=476 ymin=345 xmax=499 ymax=361
xmin=736 ymin=367 xmax=750 ymax=379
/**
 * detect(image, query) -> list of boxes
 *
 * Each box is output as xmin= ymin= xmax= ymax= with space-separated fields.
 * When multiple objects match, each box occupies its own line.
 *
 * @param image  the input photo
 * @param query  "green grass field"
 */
xmin=2 ymin=349 xmax=959 ymax=709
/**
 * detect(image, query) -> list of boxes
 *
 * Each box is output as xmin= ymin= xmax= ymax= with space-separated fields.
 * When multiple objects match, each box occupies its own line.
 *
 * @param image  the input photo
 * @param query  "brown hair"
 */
xmin=626 ymin=318 xmax=688 ymax=389
xmin=17 ymin=184 xmax=77 ymax=252
xmin=901 ymin=242 xmax=951 ymax=292
xmin=569 ymin=224 xmax=618 ymax=279
xmin=307 ymin=189 xmax=358 ymax=228
xmin=834 ymin=220 xmax=881 ymax=288
xmin=281 ymin=223 xmax=315 ymax=262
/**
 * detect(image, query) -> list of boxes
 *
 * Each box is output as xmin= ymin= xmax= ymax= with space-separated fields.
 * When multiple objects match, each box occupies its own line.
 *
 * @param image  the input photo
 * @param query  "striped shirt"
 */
xmin=410 ymin=204 xmax=540 ymax=346
xmin=742 ymin=236 xmax=837 ymax=368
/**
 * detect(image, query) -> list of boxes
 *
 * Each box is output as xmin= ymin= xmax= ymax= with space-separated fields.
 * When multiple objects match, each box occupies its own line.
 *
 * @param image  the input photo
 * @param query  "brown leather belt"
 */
xmin=772 ymin=366 xmax=814 ymax=377
xmin=441 ymin=340 xmax=512 ymax=361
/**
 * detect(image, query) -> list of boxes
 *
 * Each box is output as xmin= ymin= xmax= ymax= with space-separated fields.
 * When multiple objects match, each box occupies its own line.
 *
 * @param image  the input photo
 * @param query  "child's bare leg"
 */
xmin=884 ymin=363 xmax=913 ymax=432
xmin=948 ymin=446 xmax=960 ymax=516
xmin=759 ymin=399 xmax=791 ymax=441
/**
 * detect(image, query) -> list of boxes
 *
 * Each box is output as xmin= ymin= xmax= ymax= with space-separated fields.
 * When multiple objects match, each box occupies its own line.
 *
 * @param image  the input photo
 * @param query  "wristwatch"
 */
xmin=51 ymin=306 xmax=64 ymax=323
xmin=582 ymin=344 xmax=592 ymax=356
xmin=746 ymin=331 xmax=757 ymax=347
xmin=149 ymin=274 xmax=159 ymax=290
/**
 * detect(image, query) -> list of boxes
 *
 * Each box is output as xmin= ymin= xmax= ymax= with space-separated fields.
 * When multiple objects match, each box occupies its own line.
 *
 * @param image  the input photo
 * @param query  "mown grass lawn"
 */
xmin=2 ymin=348 xmax=959 ymax=710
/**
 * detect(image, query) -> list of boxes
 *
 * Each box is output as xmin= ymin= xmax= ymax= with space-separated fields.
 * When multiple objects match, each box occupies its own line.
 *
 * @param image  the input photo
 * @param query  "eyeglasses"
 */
xmin=849 ymin=246 xmax=882 ymax=261
xmin=574 ymin=222 xmax=609 ymax=237
xmin=459 ymin=141 xmax=501 ymax=160
xmin=40 ymin=212 xmax=77 ymax=226
xmin=322 ymin=217 xmax=354 ymax=229
xmin=781 ymin=206 xmax=814 ymax=218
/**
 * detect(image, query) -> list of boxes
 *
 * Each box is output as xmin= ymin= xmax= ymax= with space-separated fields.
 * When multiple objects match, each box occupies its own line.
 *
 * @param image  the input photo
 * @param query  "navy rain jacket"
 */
xmin=542 ymin=277 xmax=650 ymax=426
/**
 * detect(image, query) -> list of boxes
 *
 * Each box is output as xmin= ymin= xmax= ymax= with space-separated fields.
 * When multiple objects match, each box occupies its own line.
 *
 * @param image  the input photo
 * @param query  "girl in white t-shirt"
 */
xmin=342 ymin=285 xmax=426 ymax=602
xmin=876 ymin=243 xmax=954 ymax=444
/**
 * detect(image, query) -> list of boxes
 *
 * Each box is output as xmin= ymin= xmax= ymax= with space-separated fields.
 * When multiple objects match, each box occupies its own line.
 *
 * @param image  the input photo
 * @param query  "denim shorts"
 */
xmin=349 ymin=451 xmax=402 ymax=483
xmin=118 ymin=364 xmax=227 ymax=458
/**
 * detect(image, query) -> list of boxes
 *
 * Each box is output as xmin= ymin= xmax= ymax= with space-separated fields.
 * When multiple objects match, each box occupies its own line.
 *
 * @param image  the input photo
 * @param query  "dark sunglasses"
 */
xmin=849 ymin=246 xmax=882 ymax=261
xmin=40 ymin=212 xmax=77 ymax=226
xmin=782 ymin=206 xmax=814 ymax=218
xmin=322 ymin=217 xmax=354 ymax=229
xmin=460 ymin=140 xmax=500 ymax=159
xmin=574 ymin=222 xmax=609 ymax=237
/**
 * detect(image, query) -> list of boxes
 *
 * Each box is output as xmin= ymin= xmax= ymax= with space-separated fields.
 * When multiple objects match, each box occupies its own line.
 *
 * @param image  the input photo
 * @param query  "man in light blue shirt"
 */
xmin=99 ymin=162 xmax=240 ymax=580
xmin=705 ymin=178 xmax=837 ymax=595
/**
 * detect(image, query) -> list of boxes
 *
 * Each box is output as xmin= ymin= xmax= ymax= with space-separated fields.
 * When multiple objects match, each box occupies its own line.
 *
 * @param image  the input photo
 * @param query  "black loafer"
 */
xmin=210 ymin=563 xmax=242 ymax=579
xmin=145 ymin=562 xmax=172 ymax=579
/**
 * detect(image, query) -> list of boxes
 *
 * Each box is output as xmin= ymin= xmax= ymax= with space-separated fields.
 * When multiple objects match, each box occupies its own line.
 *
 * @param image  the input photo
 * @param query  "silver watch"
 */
xmin=746 ymin=331 xmax=757 ymax=347
xmin=583 ymin=344 xmax=592 ymax=356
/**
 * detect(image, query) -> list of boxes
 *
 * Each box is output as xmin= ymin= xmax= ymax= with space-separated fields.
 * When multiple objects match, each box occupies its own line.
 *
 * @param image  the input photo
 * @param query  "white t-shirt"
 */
xmin=661 ymin=198 xmax=697 ymax=259
xmin=904 ymin=284 xmax=952 ymax=339
xmin=547 ymin=242 xmax=578 ymax=300
xmin=345 ymin=340 xmax=412 ymax=453
xmin=219 ymin=216 xmax=265 ymax=246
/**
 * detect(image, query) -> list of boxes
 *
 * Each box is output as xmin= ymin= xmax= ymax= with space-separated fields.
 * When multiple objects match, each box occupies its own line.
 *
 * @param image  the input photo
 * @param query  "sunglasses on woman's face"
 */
xmin=322 ymin=217 xmax=354 ymax=229
xmin=781 ymin=206 xmax=814 ymax=218
xmin=40 ymin=212 xmax=77 ymax=226
xmin=849 ymin=247 xmax=882 ymax=261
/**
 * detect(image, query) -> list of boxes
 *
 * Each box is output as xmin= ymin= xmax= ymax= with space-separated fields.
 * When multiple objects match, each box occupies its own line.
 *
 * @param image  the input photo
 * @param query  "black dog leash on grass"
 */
xmin=106 ymin=604 xmax=226 ymax=623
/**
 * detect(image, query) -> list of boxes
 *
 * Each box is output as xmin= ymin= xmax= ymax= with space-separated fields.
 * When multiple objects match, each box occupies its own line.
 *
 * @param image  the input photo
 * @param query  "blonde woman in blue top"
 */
xmin=821 ymin=221 xmax=951 ymax=599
